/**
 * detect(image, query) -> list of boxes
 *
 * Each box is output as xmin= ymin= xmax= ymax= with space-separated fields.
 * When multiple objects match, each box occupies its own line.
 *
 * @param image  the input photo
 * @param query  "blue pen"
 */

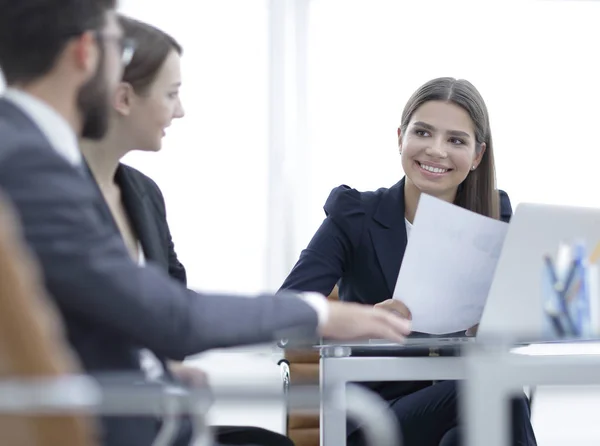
xmin=573 ymin=242 xmax=590 ymax=336
xmin=559 ymin=260 xmax=580 ymax=337
xmin=547 ymin=251 xmax=580 ymax=337
xmin=543 ymin=255 xmax=575 ymax=336
xmin=544 ymin=301 xmax=566 ymax=337
xmin=559 ymin=243 xmax=590 ymax=337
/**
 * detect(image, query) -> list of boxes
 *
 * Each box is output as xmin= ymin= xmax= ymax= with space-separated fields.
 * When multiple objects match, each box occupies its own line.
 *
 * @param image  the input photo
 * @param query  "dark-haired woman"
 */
xmin=280 ymin=77 xmax=537 ymax=446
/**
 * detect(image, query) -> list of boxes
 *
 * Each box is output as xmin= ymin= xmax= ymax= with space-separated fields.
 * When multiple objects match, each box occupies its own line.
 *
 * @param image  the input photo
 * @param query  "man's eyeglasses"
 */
xmin=95 ymin=33 xmax=137 ymax=66
xmin=119 ymin=37 xmax=136 ymax=66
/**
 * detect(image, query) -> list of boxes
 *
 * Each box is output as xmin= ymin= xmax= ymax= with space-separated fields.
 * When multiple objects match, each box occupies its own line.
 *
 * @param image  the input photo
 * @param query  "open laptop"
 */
xmin=322 ymin=201 xmax=600 ymax=351
xmin=477 ymin=201 xmax=600 ymax=343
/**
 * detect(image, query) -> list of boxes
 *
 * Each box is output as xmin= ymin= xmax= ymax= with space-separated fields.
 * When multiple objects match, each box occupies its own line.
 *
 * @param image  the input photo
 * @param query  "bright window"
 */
xmin=120 ymin=0 xmax=270 ymax=293
xmin=299 ymin=0 xmax=600 ymax=254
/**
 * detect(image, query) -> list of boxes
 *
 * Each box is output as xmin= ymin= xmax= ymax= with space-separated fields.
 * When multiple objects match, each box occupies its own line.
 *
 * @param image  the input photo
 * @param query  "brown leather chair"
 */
xmin=0 ymin=191 xmax=98 ymax=446
xmin=285 ymin=286 xmax=339 ymax=446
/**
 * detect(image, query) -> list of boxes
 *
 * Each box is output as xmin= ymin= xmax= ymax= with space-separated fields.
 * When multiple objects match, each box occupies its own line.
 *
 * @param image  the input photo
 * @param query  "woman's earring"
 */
xmin=471 ymin=165 xmax=476 ymax=171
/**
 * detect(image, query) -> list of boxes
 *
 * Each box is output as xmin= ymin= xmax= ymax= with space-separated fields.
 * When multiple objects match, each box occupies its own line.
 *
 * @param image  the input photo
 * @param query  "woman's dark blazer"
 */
xmin=281 ymin=177 xmax=512 ymax=305
xmin=114 ymin=163 xmax=186 ymax=285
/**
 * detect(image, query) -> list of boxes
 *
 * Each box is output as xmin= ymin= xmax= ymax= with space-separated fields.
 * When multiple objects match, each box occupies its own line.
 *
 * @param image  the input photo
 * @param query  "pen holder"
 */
xmin=542 ymin=260 xmax=598 ymax=340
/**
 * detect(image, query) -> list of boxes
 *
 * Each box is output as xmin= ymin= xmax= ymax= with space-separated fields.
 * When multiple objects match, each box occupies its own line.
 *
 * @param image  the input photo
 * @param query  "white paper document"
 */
xmin=393 ymin=194 xmax=509 ymax=334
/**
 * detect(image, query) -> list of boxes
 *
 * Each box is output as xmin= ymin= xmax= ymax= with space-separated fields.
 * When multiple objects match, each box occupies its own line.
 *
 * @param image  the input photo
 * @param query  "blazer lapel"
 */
xmin=369 ymin=178 xmax=408 ymax=296
xmin=116 ymin=166 xmax=168 ymax=270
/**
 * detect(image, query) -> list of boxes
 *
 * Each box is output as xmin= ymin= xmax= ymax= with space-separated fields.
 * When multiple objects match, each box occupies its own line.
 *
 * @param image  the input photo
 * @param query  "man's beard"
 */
xmin=77 ymin=57 xmax=111 ymax=140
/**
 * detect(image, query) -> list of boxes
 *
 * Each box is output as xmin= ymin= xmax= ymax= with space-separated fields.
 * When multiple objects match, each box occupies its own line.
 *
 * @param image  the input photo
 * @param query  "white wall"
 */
xmin=119 ymin=0 xmax=271 ymax=294
xmin=297 ymin=0 xmax=600 ymax=255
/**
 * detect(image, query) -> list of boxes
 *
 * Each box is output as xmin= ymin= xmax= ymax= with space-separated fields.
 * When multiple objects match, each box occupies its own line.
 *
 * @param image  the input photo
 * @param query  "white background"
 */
xmin=117 ymin=0 xmax=600 ymax=294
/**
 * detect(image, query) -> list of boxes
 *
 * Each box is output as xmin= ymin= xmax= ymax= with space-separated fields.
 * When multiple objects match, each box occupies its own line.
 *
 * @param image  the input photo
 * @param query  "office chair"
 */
xmin=0 ymin=191 xmax=98 ymax=446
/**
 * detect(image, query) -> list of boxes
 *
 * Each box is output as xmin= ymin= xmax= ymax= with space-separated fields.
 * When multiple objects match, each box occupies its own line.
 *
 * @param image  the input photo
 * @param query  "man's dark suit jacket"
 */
xmin=0 ymin=98 xmax=318 ymax=445
xmin=280 ymin=177 xmax=513 ymax=400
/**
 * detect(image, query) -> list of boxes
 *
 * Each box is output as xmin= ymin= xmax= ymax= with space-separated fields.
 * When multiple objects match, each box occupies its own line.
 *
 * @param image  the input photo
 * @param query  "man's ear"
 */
xmin=113 ymin=82 xmax=134 ymax=116
xmin=72 ymin=31 xmax=99 ymax=80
